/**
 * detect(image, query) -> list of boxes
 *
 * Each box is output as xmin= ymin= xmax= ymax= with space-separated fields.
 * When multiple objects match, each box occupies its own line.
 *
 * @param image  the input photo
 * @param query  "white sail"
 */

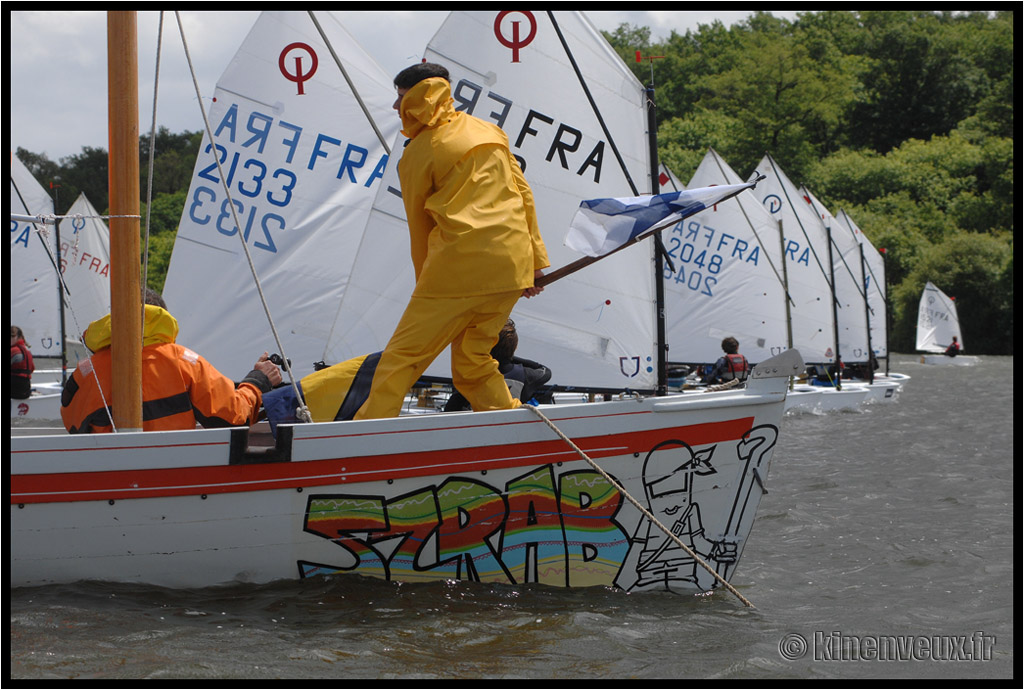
xmin=57 ymin=193 xmax=112 ymax=339
xmin=658 ymin=163 xmax=686 ymax=193
xmin=162 ymin=11 xmax=401 ymax=380
xmin=916 ymin=281 xmax=963 ymax=353
xmin=665 ymin=149 xmax=789 ymax=365
xmin=755 ymin=154 xmax=836 ymax=364
xmin=326 ymin=11 xmax=657 ymax=390
xmin=835 ymin=209 xmax=888 ymax=358
xmin=10 ymin=154 xmax=61 ymax=356
xmin=802 ymin=187 xmax=872 ymax=363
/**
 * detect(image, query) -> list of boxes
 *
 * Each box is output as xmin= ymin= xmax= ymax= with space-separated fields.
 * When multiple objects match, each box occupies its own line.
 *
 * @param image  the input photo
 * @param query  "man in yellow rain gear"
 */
xmin=354 ymin=63 xmax=550 ymax=420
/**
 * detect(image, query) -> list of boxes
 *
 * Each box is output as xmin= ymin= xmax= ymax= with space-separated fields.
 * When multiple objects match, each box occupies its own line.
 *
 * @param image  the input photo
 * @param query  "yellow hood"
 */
xmin=399 ymin=77 xmax=457 ymax=139
xmin=83 ymin=305 xmax=179 ymax=352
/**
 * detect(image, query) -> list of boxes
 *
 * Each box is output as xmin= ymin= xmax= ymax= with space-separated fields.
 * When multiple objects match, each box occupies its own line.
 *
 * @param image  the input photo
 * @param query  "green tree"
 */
xmin=847 ymin=11 xmax=986 ymax=153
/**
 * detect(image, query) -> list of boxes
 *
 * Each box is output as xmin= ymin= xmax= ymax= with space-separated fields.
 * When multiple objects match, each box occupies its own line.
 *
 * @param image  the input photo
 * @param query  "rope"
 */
xmin=524 ymin=404 xmax=755 ymax=608
xmin=174 ymin=12 xmax=312 ymax=423
xmin=704 ymin=378 xmax=742 ymax=393
xmin=306 ymin=11 xmax=391 ymax=155
xmin=141 ymin=11 xmax=164 ymax=306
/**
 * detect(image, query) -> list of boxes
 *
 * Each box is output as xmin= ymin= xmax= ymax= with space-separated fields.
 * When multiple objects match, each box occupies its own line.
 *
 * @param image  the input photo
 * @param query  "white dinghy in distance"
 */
xmin=916 ymin=281 xmax=978 ymax=366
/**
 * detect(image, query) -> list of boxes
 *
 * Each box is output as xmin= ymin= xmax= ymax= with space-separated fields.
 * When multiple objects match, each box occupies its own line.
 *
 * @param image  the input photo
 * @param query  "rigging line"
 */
xmin=708 ymin=150 xmax=793 ymax=306
xmin=546 ymin=11 xmax=638 ymax=196
xmin=804 ymin=192 xmax=867 ymax=300
xmin=307 ymin=11 xmax=391 ymax=156
xmin=524 ymin=404 xmax=755 ymax=608
xmin=141 ymin=11 xmax=164 ymax=309
xmin=10 ymin=179 xmax=70 ymax=297
xmin=766 ymin=155 xmax=834 ymax=288
xmin=838 ymin=211 xmax=884 ymax=300
xmin=174 ymin=11 xmax=312 ymax=423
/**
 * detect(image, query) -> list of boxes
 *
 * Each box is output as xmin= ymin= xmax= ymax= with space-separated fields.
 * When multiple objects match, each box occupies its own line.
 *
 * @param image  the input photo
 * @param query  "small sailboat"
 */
xmin=11 ymin=159 xmax=110 ymax=420
xmin=11 ymin=11 xmax=801 ymax=599
xmin=916 ymin=281 xmax=978 ymax=366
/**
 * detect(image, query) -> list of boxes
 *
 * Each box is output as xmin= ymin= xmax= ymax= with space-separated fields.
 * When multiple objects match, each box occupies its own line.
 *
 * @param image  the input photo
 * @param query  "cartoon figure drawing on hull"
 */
xmin=616 ymin=440 xmax=736 ymax=592
xmin=615 ymin=425 xmax=779 ymax=592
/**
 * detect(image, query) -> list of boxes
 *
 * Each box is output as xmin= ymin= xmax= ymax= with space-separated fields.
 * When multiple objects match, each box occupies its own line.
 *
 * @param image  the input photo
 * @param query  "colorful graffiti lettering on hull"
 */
xmin=298 ymin=425 xmax=778 ymax=592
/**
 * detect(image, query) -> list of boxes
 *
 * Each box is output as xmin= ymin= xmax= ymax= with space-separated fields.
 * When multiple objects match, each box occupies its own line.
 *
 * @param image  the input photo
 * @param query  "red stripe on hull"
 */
xmin=11 ymin=417 xmax=754 ymax=504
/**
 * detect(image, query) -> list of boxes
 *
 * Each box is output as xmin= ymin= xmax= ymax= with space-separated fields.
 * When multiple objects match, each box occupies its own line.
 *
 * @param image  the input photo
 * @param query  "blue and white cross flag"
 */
xmin=565 ymin=181 xmax=756 ymax=258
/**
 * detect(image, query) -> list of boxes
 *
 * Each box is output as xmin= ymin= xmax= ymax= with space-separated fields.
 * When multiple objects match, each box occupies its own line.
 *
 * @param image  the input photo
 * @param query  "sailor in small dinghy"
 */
xmin=944 ymin=336 xmax=961 ymax=357
xmin=10 ymin=326 xmax=35 ymax=400
xmin=702 ymin=337 xmax=750 ymax=385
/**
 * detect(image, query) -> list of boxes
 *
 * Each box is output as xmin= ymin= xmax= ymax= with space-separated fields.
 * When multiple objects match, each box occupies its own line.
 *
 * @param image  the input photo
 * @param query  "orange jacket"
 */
xmin=61 ymin=306 xmax=270 ymax=434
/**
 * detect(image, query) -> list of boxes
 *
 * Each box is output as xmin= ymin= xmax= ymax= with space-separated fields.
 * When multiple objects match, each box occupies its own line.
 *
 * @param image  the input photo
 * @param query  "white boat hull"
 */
xmin=784 ymin=385 xmax=823 ymax=414
xmin=9 ymin=381 xmax=63 ymax=421
xmin=11 ymin=352 xmax=802 ymax=593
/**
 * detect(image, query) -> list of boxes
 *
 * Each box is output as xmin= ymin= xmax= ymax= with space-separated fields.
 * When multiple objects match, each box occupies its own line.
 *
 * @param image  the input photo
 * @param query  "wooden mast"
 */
xmin=107 ymin=11 xmax=143 ymax=431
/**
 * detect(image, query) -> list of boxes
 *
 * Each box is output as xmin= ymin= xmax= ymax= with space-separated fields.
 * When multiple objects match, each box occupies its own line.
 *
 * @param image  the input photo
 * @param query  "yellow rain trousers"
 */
xmin=354 ymin=78 xmax=549 ymax=420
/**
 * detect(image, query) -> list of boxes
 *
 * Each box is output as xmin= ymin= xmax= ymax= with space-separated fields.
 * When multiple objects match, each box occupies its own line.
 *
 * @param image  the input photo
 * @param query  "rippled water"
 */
xmin=9 ymin=355 xmax=1014 ymax=679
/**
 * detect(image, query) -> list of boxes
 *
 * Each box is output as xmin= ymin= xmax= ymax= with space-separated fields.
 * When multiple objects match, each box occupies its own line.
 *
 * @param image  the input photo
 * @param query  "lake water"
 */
xmin=9 ymin=355 xmax=1015 ymax=680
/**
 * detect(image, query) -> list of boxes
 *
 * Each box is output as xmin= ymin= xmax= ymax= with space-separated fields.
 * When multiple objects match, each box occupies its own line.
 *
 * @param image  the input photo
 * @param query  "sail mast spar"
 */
xmin=107 ymin=10 xmax=144 ymax=431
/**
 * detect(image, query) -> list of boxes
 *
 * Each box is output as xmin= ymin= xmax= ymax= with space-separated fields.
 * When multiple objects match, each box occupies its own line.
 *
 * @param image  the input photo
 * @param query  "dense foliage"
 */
xmin=605 ymin=10 xmax=1013 ymax=355
xmin=16 ymin=11 xmax=1013 ymax=354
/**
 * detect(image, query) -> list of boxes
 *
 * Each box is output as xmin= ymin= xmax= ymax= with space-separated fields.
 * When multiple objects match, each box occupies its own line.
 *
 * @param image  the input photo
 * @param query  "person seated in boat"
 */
xmin=444 ymin=318 xmax=553 ymax=412
xmin=807 ymin=360 xmax=844 ymax=386
xmin=260 ymin=352 xmax=384 ymax=437
xmin=844 ymin=353 xmax=879 ymax=380
xmin=351 ymin=62 xmax=550 ymax=421
xmin=10 ymin=325 xmax=34 ymax=400
xmin=702 ymin=337 xmax=749 ymax=385
xmin=60 ymin=290 xmax=282 ymax=434
xmin=944 ymin=336 xmax=961 ymax=357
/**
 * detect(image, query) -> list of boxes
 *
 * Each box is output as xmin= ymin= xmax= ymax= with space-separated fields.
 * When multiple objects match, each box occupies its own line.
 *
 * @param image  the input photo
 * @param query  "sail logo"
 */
xmin=494 ymin=11 xmax=537 ymax=62
xmin=762 ymin=194 xmax=783 ymax=214
xmin=279 ymin=42 xmax=318 ymax=95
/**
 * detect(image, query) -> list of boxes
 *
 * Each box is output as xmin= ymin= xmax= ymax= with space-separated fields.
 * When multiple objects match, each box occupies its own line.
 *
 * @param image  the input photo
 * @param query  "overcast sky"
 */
xmin=10 ymin=10 xmax=799 ymax=162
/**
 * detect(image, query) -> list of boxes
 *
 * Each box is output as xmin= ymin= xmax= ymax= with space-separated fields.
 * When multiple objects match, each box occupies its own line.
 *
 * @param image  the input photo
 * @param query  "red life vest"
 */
xmin=721 ymin=353 xmax=749 ymax=382
xmin=11 ymin=339 xmax=35 ymax=379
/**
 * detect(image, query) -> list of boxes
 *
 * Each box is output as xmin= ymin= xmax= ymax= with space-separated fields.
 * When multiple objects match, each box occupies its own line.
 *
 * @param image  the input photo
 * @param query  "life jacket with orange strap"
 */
xmin=60 ymin=306 xmax=272 ymax=434
xmin=720 ymin=353 xmax=749 ymax=382
xmin=11 ymin=338 xmax=34 ymax=379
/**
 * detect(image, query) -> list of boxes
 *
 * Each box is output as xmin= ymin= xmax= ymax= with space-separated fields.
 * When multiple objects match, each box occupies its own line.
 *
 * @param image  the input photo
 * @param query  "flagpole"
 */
xmin=536 ymin=181 xmax=761 ymax=289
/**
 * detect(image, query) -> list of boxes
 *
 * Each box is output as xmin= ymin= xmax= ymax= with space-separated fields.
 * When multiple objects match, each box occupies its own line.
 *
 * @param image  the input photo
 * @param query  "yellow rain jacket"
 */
xmin=397 ymin=77 xmax=549 ymax=296
xmin=61 ymin=305 xmax=269 ymax=433
xmin=353 ymin=78 xmax=550 ymax=420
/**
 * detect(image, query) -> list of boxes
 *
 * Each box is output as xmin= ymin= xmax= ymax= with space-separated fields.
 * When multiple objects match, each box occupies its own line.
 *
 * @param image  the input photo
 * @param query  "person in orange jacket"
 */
xmin=60 ymin=290 xmax=282 ymax=434
xmin=354 ymin=63 xmax=550 ymax=420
